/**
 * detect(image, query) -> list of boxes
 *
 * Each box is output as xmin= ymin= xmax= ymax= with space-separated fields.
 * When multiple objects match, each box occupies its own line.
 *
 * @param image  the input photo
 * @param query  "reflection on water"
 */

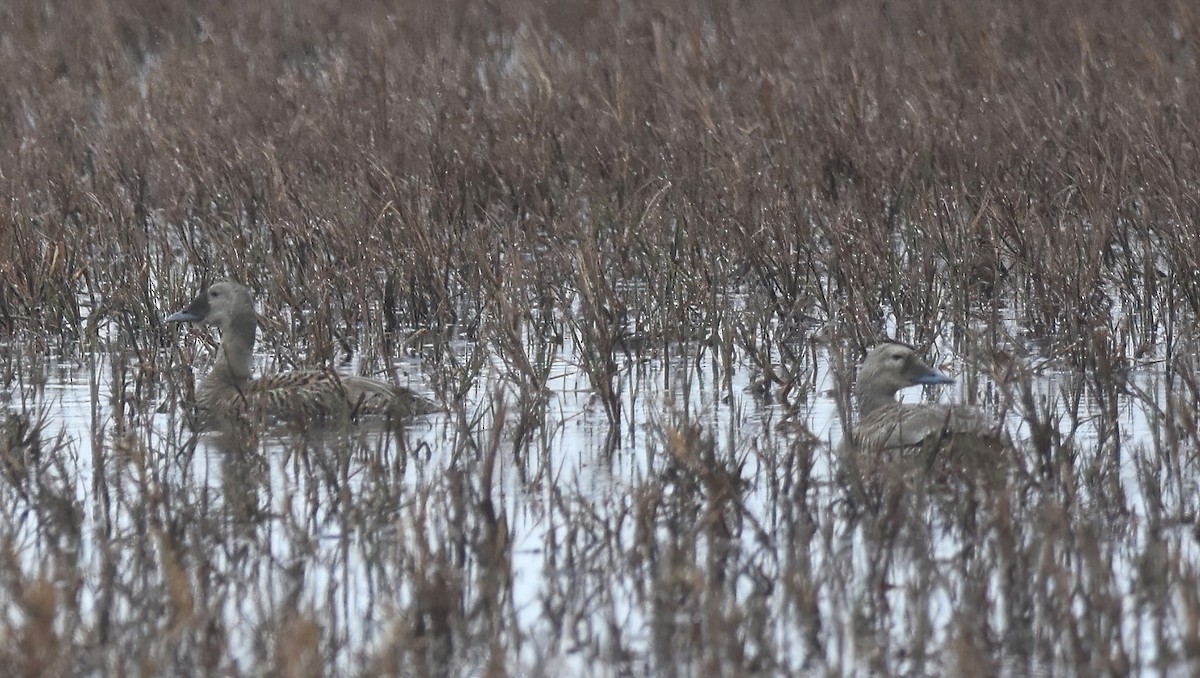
xmin=2 ymin=340 xmax=1198 ymax=676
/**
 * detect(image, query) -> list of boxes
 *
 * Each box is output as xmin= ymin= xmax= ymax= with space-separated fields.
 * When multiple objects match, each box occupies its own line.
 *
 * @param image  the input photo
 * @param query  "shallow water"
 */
xmin=4 ymin=338 xmax=1197 ymax=676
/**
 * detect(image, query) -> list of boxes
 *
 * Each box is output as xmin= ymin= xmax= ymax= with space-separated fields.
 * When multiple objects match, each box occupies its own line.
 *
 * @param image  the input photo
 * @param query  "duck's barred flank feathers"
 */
xmin=853 ymin=401 xmax=1007 ymax=454
xmin=168 ymin=281 xmax=439 ymax=432
xmin=198 ymin=371 xmax=438 ymax=424
xmin=846 ymin=343 xmax=1006 ymax=453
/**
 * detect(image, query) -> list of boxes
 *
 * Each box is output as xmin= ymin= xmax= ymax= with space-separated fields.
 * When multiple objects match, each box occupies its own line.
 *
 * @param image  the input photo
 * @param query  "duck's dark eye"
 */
xmin=891 ymin=354 xmax=904 ymax=362
xmin=210 ymin=290 xmax=219 ymax=298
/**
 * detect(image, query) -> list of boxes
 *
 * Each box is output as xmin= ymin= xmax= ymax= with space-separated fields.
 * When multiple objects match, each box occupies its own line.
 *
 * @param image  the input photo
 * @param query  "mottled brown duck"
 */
xmin=166 ymin=281 xmax=438 ymax=430
xmin=848 ymin=342 xmax=1006 ymax=454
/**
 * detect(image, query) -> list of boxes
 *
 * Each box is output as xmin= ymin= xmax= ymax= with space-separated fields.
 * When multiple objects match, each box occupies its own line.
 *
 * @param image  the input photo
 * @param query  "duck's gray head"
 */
xmin=166 ymin=281 xmax=256 ymax=332
xmin=855 ymin=342 xmax=954 ymax=406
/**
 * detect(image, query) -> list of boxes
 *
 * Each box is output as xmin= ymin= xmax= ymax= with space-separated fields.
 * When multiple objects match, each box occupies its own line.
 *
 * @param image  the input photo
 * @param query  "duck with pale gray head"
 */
xmin=166 ymin=281 xmax=439 ymax=432
xmin=846 ymin=342 xmax=1007 ymax=456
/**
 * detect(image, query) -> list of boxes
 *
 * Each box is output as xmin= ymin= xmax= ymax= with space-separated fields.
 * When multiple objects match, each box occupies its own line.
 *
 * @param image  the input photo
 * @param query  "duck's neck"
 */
xmin=856 ymin=388 xmax=898 ymax=418
xmin=205 ymin=311 xmax=257 ymax=390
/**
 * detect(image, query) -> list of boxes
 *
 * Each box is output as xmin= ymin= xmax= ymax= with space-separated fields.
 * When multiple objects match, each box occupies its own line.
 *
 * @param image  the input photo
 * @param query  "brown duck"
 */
xmin=849 ymin=342 xmax=1005 ymax=453
xmin=167 ymin=281 xmax=438 ymax=430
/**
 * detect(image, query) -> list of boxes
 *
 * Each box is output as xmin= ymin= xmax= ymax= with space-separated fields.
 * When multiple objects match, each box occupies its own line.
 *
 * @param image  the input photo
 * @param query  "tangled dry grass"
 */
xmin=1 ymin=0 xmax=1199 ymax=674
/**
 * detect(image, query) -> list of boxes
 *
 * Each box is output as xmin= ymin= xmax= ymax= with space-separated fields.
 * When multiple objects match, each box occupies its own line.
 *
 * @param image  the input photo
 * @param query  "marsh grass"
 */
xmin=1 ymin=0 xmax=1199 ymax=673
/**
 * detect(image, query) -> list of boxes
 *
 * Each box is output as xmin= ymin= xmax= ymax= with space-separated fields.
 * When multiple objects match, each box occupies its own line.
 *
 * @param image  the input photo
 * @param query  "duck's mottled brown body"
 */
xmin=853 ymin=401 xmax=1006 ymax=453
xmin=168 ymin=281 xmax=438 ymax=431
xmin=195 ymin=370 xmax=437 ymax=427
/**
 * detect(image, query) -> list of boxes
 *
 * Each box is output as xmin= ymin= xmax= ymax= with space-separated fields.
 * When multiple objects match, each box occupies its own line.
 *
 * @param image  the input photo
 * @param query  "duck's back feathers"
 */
xmin=195 ymin=369 xmax=439 ymax=429
xmin=340 ymin=375 xmax=442 ymax=417
xmin=853 ymin=402 xmax=1006 ymax=453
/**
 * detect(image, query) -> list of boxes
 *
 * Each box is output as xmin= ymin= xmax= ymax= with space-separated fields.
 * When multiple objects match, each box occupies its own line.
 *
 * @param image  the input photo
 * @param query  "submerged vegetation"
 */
xmin=1 ymin=0 xmax=1199 ymax=673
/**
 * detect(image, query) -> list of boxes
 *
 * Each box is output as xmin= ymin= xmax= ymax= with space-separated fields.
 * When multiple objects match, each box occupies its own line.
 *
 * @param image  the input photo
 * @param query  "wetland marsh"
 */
xmin=1 ymin=0 xmax=1199 ymax=675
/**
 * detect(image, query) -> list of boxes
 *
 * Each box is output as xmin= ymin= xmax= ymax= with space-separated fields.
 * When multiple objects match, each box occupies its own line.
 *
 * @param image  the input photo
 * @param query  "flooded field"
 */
xmin=3 ymin=0 xmax=1200 ymax=674
xmin=3 ymin=332 xmax=1197 ymax=675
